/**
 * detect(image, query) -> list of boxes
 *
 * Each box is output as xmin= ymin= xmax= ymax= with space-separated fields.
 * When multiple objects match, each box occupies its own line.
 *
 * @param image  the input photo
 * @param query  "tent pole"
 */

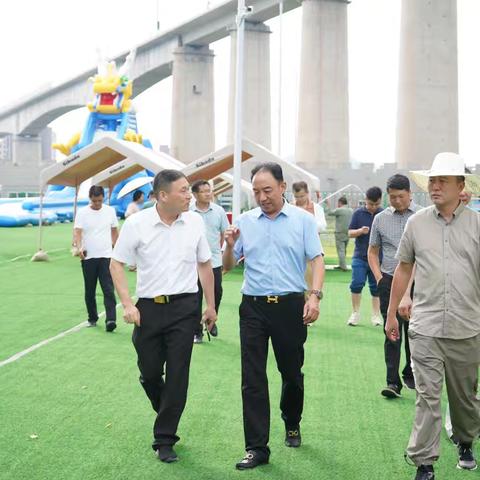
xmin=71 ymin=183 xmax=79 ymax=247
xmin=31 ymin=186 xmax=49 ymax=261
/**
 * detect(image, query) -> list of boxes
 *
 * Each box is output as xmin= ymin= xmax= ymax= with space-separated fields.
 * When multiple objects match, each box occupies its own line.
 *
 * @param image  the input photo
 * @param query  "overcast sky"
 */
xmin=1 ymin=0 xmax=478 ymax=166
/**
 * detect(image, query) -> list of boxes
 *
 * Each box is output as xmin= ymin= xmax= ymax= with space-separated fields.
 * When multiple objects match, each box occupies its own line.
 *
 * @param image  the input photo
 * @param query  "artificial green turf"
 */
xmin=0 ymin=224 xmax=471 ymax=480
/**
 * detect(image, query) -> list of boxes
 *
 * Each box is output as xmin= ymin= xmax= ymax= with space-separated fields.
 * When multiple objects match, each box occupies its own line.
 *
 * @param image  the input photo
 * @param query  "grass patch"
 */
xmin=0 ymin=223 xmax=467 ymax=480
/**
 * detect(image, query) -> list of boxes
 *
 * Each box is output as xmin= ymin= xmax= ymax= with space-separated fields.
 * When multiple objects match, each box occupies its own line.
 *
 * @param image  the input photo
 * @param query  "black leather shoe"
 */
xmin=105 ymin=321 xmax=117 ymax=332
xmin=381 ymin=384 xmax=401 ymax=398
xmin=403 ymin=376 xmax=416 ymax=390
xmin=210 ymin=323 xmax=218 ymax=337
xmin=155 ymin=445 xmax=178 ymax=463
xmin=285 ymin=426 xmax=301 ymax=447
xmin=235 ymin=450 xmax=269 ymax=470
xmin=414 ymin=464 xmax=434 ymax=479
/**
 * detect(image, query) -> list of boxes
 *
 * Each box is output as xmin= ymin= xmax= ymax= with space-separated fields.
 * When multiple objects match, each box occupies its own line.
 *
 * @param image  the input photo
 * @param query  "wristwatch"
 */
xmin=309 ymin=289 xmax=323 ymax=300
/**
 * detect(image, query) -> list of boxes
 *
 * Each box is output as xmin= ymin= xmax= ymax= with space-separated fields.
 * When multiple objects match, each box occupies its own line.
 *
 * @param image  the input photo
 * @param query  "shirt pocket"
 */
xmin=177 ymin=241 xmax=197 ymax=264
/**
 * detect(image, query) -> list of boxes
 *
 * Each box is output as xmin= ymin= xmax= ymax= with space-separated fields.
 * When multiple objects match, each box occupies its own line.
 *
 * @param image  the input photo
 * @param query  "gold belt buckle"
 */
xmin=154 ymin=295 xmax=169 ymax=304
xmin=267 ymin=295 xmax=279 ymax=304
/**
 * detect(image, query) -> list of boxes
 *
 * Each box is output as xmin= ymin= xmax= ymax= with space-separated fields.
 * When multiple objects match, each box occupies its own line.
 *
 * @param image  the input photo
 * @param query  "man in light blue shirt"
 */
xmin=223 ymin=162 xmax=325 ymax=470
xmin=191 ymin=180 xmax=229 ymax=343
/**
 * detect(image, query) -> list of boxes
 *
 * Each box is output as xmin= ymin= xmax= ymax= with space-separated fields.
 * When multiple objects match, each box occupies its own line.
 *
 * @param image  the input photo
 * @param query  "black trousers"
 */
xmin=239 ymin=294 xmax=307 ymax=455
xmin=194 ymin=266 xmax=223 ymax=336
xmin=378 ymin=273 xmax=413 ymax=390
xmin=132 ymin=294 xmax=198 ymax=448
xmin=81 ymin=257 xmax=116 ymax=323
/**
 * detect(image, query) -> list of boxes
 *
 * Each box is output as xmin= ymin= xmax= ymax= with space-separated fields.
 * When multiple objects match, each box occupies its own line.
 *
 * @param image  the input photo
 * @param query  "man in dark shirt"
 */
xmin=347 ymin=186 xmax=383 ymax=326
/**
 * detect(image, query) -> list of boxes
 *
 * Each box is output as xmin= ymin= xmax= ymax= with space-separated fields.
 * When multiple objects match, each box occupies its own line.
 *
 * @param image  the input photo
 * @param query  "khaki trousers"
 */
xmin=406 ymin=331 xmax=480 ymax=466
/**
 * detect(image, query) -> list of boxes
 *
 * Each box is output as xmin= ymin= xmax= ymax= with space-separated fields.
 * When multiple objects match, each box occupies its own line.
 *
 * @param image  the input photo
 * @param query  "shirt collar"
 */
xmin=388 ymin=201 xmax=416 ymax=214
xmin=257 ymin=200 xmax=290 ymax=219
xmin=150 ymin=206 xmax=185 ymax=226
xmin=433 ymin=201 xmax=465 ymax=219
xmin=192 ymin=202 xmax=212 ymax=213
xmin=361 ymin=206 xmax=380 ymax=215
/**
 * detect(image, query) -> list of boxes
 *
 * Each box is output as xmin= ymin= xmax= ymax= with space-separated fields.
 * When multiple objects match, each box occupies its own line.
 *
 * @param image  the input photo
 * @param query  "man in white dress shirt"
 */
xmin=110 ymin=169 xmax=217 ymax=463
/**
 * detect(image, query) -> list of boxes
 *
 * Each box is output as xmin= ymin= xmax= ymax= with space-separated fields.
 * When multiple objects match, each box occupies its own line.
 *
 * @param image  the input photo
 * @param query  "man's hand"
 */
xmin=376 ymin=275 xmax=383 ymax=285
xmin=385 ymin=314 xmax=399 ymax=341
xmin=123 ymin=303 xmax=141 ymax=327
xmin=202 ymin=306 xmax=217 ymax=331
xmin=224 ymin=225 xmax=240 ymax=248
xmin=359 ymin=226 xmax=370 ymax=235
xmin=398 ymin=295 xmax=412 ymax=320
xmin=303 ymin=296 xmax=320 ymax=325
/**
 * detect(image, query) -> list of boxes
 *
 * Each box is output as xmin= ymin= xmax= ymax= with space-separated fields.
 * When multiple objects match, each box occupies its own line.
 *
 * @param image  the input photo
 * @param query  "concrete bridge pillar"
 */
xmin=296 ymin=0 xmax=350 ymax=173
xmin=170 ymin=45 xmax=215 ymax=163
xmin=0 ymin=129 xmax=55 ymax=194
xmin=396 ymin=0 xmax=458 ymax=170
xmin=227 ymin=21 xmax=272 ymax=149
xmin=11 ymin=135 xmax=42 ymax=166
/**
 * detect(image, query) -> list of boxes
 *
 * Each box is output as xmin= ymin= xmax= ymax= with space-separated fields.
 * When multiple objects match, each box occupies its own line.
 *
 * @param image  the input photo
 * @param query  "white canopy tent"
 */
xmin=34 ymin=137 xmax=183 ymax=260
xmin=182 ymin=137 xmax=321 ymax=194
xmin=33 ymin=137 xmax=320 ymax=260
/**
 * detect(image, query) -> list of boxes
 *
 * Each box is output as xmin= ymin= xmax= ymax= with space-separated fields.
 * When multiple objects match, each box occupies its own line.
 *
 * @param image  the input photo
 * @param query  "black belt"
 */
xmin=139 ymin=293 xmax=195 ymax=304
xmin=243 ymin=292 xmax=304 ymax=304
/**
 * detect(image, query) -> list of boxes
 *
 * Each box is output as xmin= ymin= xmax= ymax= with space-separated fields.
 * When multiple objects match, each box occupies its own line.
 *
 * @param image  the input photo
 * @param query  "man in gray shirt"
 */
xmin=368 ymin=174 xmax=416 ymax=399
xmin=386 ymin=152 xmax=480 ymax=480
xmin=328 ymin=196 xmax=353 ymax=271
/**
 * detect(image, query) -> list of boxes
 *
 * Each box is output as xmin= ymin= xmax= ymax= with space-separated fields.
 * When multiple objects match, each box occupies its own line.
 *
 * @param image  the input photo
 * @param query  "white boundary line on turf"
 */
xmin=0 ymin=299 xmax=131 ymax=368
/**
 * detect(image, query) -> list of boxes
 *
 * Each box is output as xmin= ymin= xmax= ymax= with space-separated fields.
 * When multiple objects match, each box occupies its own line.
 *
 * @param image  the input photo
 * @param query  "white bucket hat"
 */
xmin=410 ymin=152 xmax=480 ymax=193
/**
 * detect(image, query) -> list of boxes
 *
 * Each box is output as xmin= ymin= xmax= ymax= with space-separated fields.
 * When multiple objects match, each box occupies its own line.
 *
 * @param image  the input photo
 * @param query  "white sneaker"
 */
xmin=371 ymin=314 xmax=382 ymax=326
xmin=347 ymin=312 xmax=360 ymax=326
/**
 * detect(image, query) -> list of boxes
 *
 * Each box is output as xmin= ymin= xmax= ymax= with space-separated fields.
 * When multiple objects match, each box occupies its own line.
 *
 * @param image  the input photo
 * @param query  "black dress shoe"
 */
xmin=414 ymin=464 xmax=434 ymax=479
xmin=235 ymin=450 xmax=269 ymax=470
xmin=285 ymin=426 xmax=301 ymax=447
xmin=155 ymin=445 xmax=178 ymax=463
xmin=403 ymin=376 xmax=416 ymax=390
xmin=210 ymin=323 xmax=218 ymax=337
xmin=381 ymin=384 xmax=401 ymax=398
xmin=105 ymin=321 xmax=117 ymax=332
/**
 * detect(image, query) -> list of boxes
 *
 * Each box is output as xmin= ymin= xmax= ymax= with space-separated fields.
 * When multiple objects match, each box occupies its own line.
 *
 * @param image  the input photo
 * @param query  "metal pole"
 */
xmin=38 ymin=189 xmax=45 ymax=250
xmin=232 ymin=0 xmax=246 ymax=221
xmin=73 ymin=184 xmax=79 ymax=220
xmin=277 ymin=1 xmax=283 ymax=156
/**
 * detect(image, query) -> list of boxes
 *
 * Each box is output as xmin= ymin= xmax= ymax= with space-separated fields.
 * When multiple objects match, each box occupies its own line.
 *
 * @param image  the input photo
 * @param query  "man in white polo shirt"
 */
xmin=110 ymin=169 xmax=217 ymax=464
xmin=73 ymin=185 xmax=119 ymax=332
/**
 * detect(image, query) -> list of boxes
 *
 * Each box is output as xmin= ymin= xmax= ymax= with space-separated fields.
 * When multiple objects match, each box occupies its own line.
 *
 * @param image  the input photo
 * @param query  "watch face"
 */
xmin=311 ymin=290 xmax=323 ymax=300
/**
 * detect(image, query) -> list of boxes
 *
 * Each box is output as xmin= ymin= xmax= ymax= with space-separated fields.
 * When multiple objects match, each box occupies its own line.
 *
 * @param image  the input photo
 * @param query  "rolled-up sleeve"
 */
xmin=395 ymin=218 xmax=415 ymax=264
xmin=111 ymin=219 xmax=137 ymax=266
